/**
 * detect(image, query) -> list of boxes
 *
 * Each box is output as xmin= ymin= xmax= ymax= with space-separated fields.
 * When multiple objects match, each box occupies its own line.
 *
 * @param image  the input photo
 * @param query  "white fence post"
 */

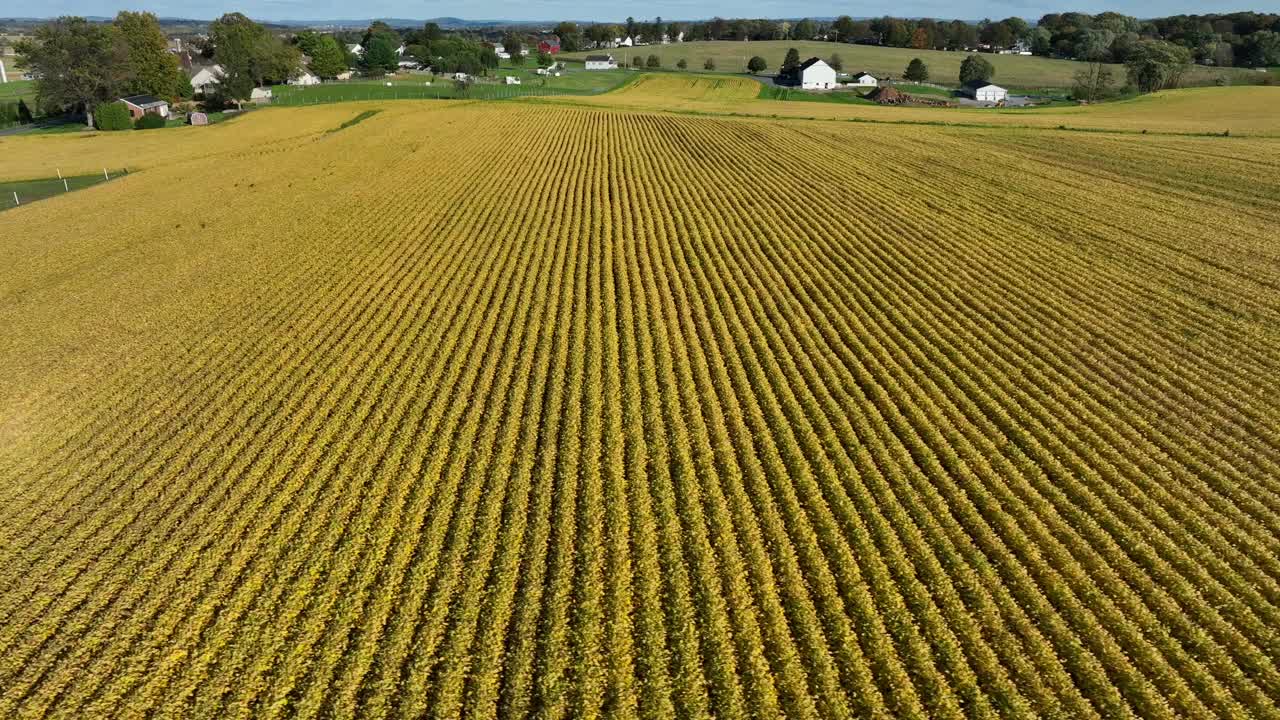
xmin=64 ymin=178 xmax=70 ymax=192
xmin=103 ymin=168 xmax=109 ymax=180
xmin=12 ymin=191 xmax=18 ymax=206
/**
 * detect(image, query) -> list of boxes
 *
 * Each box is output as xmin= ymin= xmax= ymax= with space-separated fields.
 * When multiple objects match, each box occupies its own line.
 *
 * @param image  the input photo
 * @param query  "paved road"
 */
xmin=953 ymin=95 xmax=1035 ymax=108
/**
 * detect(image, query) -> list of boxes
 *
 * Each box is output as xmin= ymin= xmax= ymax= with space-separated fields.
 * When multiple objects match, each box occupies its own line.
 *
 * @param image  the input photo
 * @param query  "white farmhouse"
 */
xmin=962 ymin=80 xmax=1007 ymax=103
xmin=289 ymin=71 xmax=322 ymax=86
xmin=584 ymin=54 xmax=618 ymax=70
xmin=797 ymin=58 xmax=837 ymax=90
xmin=346 ymin=43 xmax=363 ymax=57
xmin=848 ymin=71 xmax=877 ymax=87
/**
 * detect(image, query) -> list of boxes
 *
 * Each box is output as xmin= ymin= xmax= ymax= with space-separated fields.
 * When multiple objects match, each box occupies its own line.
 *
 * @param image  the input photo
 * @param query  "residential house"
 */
xmin=584 ymin=54 xmax=618 ymax=70
xmin=347 ymin=43 xmax=364 ymax=57
xmin=120 ymin=95 xmax=170 ymax=119
xmin=961 ymin=80 xmax=1007 ymax=102
xmin=189 ymin=64 xmax=224 ymax=96
xmin=848 ymin=71 xmax=878 ymax=87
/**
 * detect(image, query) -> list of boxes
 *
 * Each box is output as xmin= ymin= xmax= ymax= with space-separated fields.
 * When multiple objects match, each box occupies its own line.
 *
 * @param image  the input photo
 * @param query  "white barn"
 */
xmin=962 ymin=80 xmax=1007 ymax=103
xmin=797 ymin=58 xmax=837 ymax=90
xmin=848 ymin=71 xmax=877 ymax=87
xmin=584 ymin=54 xmax=618 ymax=70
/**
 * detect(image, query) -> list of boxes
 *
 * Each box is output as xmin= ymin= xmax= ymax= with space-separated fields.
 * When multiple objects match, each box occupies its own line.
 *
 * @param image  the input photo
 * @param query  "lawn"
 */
xmin=893 ymin=82 xmax=953 ymax=97
xmin=564 ymin=40 xmax=1261 ymax=90
xmin=0 ymin=79 xmax=35 ymax=103
xmin=757 ymin=82 xmax=875 ymax=105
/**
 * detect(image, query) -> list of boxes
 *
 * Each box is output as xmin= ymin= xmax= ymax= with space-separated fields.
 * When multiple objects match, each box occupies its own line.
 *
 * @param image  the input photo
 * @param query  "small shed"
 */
xmin=188 ymin=112 xmax=209 ymax=125
xmin=585 ymin=54 xmax=617 ymax=70
xmin=504 ymin=76 xmax=522 ymax=85
xmin=848 ymin=71 xmax=878 ymax=87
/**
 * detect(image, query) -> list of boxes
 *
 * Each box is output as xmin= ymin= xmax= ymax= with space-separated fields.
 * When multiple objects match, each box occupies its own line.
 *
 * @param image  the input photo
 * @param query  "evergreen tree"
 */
xmin=783 ymin=47 xmax=801 ymax=71
xmin=904 ymin=57 xmax=929 ymax=81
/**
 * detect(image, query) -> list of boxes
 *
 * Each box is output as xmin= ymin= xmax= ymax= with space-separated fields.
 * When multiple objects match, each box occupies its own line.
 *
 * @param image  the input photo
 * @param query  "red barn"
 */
xmin=538 ymin=36 xmax=561 ymax=54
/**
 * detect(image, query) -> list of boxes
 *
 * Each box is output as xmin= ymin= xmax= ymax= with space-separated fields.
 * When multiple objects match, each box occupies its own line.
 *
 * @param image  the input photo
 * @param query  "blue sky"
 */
xmin=26 ymin=0 xmax=1276 ymax=22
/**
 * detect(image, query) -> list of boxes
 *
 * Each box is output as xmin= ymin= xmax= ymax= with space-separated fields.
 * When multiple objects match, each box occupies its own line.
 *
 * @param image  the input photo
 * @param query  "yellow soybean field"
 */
xmin=2 ymin=100 xmax=1280 ymax=719
xmin=570 ymin=75 xmax=1280 ymax=137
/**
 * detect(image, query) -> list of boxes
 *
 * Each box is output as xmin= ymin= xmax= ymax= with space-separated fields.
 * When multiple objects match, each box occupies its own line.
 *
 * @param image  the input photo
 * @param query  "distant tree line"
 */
xmin=550 ymin=12 xmax=1279 ymax=71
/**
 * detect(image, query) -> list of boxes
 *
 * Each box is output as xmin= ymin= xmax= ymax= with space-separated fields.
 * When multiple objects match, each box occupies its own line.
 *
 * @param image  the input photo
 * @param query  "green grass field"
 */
xmin=0 ymin=171 xmax=120 ymax=210
xmin=756 ymin=82 xmax=875 ymax=105
xmin=0 ymin=79 xmax=34 ymax=102
xmin=564 ymin=41 xmax=1260 ymax=90
xmin=269 ymin=69 xmax=631 ymax=105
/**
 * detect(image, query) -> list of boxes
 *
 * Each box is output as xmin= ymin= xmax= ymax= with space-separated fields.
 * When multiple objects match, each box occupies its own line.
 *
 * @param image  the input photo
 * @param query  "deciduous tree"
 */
xmin=1125 ymin=39 xmax=1191 ymax=92
xmin=308 ymin=35 xmax=348 ymax=78
xmin=115 ymin=11 xmax=185 ymax=98
xmin=959 ymin=54 xmax=995 ymax=83
xmin=16 ymin=16 xmax=129 ymax=127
